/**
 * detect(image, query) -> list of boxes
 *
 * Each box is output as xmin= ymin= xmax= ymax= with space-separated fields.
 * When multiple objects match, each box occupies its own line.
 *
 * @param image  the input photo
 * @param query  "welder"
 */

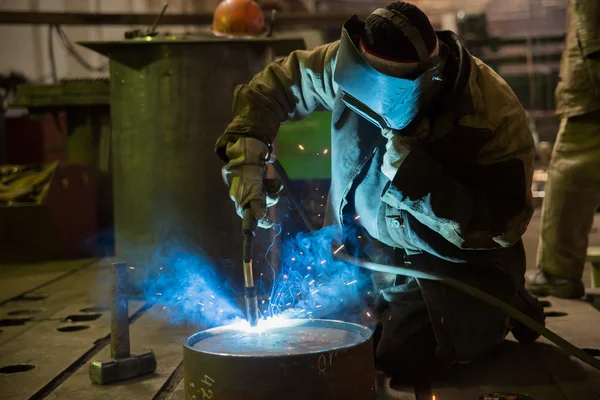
xmin=215 ymin=1 xmax=545 ymax=382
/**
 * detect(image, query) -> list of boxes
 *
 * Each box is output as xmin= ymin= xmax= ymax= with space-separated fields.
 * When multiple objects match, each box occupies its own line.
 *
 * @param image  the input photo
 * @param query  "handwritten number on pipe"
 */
xmin=199 ymin=374 xmax=215 ymax=399
xmin=201 ymin=375 xmax=215 ymax=387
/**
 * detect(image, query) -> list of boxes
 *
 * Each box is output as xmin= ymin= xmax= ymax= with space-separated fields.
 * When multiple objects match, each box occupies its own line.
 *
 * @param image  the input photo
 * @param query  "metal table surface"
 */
xmin=1 ymin=215 xmax=600 ymax=399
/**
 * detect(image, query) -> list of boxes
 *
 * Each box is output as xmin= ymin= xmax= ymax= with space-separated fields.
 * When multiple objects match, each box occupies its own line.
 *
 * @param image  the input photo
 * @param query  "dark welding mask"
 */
xmin=334 ymin=8 xmax=446 ymax=132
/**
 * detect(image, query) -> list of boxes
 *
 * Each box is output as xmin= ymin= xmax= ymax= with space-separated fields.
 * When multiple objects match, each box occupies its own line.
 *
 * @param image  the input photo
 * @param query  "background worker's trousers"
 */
xmin=537 ymin=109 xmax=600 ymax=280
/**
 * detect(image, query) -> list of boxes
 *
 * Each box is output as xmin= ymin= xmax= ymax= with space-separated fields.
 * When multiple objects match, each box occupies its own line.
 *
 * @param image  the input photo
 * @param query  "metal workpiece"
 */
xmin=79 ymin=37 xmax=305 ymax=291
xmin=183 ymin=319 xmax=375 ymax=400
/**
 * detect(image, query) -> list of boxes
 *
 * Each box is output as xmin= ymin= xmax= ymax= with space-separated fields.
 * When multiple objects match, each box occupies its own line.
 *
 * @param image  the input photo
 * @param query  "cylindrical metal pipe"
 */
xmin=80 ymin=38 xmax=304 ymax=291
xmin=110 ymin=261 xmax=130 ymax=359
xmin=184 ymin=319 xmax=375 ymax=400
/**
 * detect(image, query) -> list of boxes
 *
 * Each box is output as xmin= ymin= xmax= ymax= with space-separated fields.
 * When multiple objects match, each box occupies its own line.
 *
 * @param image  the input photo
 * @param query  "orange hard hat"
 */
xmin=212 ymin=0 xmax=266 ymax=37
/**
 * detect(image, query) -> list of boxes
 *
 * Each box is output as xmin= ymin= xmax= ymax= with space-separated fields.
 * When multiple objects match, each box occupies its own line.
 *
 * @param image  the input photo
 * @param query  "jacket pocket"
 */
xmin=384 ymin=209 xmax=421 ymax=254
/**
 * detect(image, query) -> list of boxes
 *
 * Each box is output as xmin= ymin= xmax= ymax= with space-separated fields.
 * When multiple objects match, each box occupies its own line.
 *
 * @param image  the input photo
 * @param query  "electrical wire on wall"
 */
xmin=48 ymin=25 xmax=58 ymax=83
xmin=47 ymin=24 xmax=108 ymax=83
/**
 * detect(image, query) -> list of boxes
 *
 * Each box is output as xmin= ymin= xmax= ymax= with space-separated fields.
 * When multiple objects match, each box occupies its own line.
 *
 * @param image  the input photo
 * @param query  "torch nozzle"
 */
xmin=245 ymin=291 xmax=259 ymax=327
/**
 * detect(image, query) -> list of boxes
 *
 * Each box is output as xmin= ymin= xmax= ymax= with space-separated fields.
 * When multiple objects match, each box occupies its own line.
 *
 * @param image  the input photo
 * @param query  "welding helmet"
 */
xmin=212 ymin=0 xmax=266 ymax=37
xmin=333 ymin=8 xmax=445 ymax=132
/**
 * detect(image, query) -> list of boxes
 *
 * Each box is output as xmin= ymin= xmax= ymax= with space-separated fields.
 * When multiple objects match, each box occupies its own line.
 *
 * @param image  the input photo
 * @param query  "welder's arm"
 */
xmin=381 ymin=112 xmax=534 ymax=250
xmin=574 ymin=0 xmax=600 ymax=59
xmin=215 ymin=41 xmax=340 ymax=156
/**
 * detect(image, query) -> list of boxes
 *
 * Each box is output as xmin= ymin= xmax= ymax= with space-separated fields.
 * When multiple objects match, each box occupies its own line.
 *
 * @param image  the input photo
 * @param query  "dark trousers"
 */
xmin=371 ymin=243 xmax=544 ymax=382
xmin=372 ymin=276 xmax=442 ymax=383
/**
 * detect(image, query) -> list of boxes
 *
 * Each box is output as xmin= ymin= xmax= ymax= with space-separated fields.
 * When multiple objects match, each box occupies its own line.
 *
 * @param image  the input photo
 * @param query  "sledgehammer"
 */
xmin=89 ymin=261 xmax=157 ymax=385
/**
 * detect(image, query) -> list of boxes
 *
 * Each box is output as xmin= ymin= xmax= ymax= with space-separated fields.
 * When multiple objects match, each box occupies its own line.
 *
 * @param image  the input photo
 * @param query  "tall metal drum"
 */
xmin=184 ymin=319 xmax=376 ymax=400
xmin=81 ymin=37 xmax=304 ymax=289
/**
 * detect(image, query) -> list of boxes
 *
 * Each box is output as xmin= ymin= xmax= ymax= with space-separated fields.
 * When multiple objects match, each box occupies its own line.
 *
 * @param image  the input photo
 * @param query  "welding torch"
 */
xmin=241 ymin=177 xmax=283 ymax=327
xmin=242 ymin=208 xmax=259 ymax=327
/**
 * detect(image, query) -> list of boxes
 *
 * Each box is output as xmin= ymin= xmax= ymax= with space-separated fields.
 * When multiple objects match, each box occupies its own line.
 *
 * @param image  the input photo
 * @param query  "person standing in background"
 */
xmin=526 ymin=0 xmax=600 ymax=298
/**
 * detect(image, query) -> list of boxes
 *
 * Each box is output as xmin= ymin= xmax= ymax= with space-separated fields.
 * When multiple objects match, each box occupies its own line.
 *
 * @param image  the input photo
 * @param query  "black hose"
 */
xmin=48 ymin=25 xmax=58 ymax=83
xmin=271 ymin=158 xmax=315 ymax=231
xmin=271 ymin=159 xmax=600 ymax=371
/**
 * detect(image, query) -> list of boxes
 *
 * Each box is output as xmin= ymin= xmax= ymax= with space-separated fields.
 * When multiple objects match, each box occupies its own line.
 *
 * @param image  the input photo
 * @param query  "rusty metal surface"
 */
xmin=184 ymin=319 xmax=375 ymax=400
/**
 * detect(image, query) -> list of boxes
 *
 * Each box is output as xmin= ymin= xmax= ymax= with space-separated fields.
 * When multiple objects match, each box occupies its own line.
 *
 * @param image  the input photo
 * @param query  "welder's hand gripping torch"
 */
xmin=242 ymin=208 xmax=259 ymax=327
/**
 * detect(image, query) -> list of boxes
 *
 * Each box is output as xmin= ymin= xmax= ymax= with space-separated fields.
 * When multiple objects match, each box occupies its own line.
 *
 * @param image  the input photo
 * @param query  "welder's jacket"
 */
xmin=216 ymin=33 xmax=535 ymax=361
xmin=555 ymin=0 xmax=600 ymax=118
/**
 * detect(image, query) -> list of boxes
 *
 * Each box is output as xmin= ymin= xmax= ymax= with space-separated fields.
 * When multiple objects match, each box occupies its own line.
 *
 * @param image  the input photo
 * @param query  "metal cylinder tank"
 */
xmin=81 ymin=37 xmax=304 ymax=289
xmin=184 ymin=319 xmax=376 ymax=399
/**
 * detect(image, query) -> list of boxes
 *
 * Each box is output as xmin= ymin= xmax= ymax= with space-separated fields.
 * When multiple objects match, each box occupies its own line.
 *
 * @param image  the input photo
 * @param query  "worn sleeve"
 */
xmin=382 ymin=110 xmax=535 ymax=250
xmin=574 ymin=0 xmax=600 ymax=58
xmin=215 ymin=41 xmax=340 ymax=160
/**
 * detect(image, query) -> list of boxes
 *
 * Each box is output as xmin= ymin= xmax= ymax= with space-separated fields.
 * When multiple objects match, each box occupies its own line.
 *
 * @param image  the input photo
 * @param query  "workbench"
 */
xmin=1 ymin=258 xmax=598 ymax=400
xmin=2 ymin=214 xmax=600 ymax=400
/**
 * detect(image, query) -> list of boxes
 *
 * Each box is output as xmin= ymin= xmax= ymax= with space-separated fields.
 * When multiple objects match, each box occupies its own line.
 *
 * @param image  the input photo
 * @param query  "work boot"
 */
xmin=510 ymin=286 xmax=545 ymax=344
xmin=525 ymin=269 xmax=585 ymax=299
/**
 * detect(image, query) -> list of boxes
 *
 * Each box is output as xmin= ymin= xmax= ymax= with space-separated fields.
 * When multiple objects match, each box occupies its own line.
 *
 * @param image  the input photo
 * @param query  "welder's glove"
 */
xmin=381 ymin=120 xmax=429 ymax=181
xmin=222 ymin=137 xmax=282 ymax=229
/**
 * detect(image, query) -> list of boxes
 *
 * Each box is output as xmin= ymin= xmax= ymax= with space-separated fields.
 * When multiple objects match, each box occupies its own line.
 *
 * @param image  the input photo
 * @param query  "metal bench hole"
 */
xmin=0 ymin=318 xmax=33 ymax=326
xmin=61 ymin=313 xmax=102 ymax=322
xmin=14 ymin=293 xmax=48 ymax=301
xmin=80 ymin=306 xmax=109 ymax=313
xmin=8 ymin=309 xmax=43 ymax=316
xmin=583 ymin=348 xmax=600 ymax=357
xmin=544 ymin=311 xmax=568 ymax=317
xmin=0 ymin=364 xmax=36 ymax=374
xmin=57 ymin=325 xmax=90 ymax=332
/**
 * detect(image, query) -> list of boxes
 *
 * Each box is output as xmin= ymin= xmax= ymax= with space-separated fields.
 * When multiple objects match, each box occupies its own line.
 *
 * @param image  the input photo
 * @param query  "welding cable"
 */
xmin=54 ymin=25 xmax=108 ymax=73
xmin=335 ymin=252 xmax=600 ymax=371
xmin=270 ymin=159 xmax=600 ymax=372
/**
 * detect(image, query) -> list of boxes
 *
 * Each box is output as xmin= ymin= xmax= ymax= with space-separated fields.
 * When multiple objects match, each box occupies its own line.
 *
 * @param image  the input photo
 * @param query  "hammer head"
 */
xmin=89 ymin=351 xmax=157 ymax=385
